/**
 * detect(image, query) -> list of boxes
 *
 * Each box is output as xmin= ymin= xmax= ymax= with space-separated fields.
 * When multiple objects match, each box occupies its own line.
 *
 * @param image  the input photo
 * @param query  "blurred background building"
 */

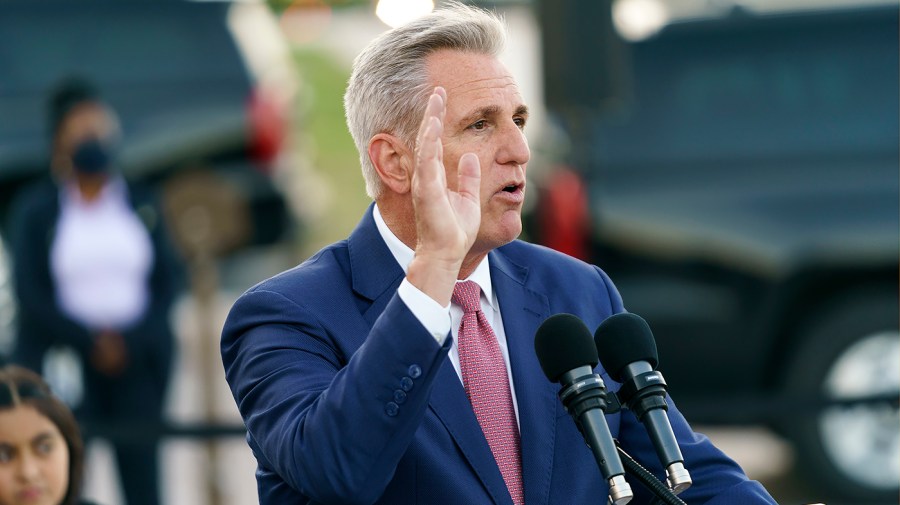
xmin=0 ymin=0 xmax=896 ymax=504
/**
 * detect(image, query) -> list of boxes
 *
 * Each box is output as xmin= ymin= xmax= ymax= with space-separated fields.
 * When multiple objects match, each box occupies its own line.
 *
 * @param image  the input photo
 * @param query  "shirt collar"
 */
xmin=373 ymin=204 xmax=495 ymax=310
xmin=465 ymin=253 xmax=495 ymax=311
xmin=373 ymin=204 xmax=415 ymax=273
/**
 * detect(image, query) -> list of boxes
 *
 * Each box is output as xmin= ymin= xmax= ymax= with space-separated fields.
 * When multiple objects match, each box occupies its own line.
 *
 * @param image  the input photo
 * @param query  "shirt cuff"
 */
xmin=397 ymin=278 xmax=451 ymax=344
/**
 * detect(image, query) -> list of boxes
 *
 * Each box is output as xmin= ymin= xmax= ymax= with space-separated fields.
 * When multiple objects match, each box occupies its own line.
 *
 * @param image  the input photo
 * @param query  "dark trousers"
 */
xmin=79 ymin=347 xmax=171 ymax=505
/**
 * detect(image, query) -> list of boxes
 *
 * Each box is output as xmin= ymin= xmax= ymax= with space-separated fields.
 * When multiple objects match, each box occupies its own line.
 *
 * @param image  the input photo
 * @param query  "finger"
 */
xmin=434 ymin=86 xmax=447 ymax=124
xmin=456 ymin=152 xmax=481 ymax=201
xmin=435 ymin=124 xmax=446 ymax=188
xmin=434 ymin=86 xmax=447 ymax=102
xmin=432 ymin=88 xmax=447 ymax=187
xmin=427 ymin=88 xmax=447 ymax=188
xmin=414 ymin=117 xmax=446 ymax=200
xmin=416 ymin=116 xmax=443 ymax=168
xmin=414 ymin=88 xmax=449 ymax=199
xmin=416 ymin=90 xmax=445 ymax=148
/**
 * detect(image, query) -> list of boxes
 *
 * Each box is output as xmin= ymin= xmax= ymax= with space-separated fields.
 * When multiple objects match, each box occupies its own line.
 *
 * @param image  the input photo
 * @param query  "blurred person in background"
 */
xmin=0 ymin=364 xmax=99 ymax=505
xmin=6 ymin=78 xmax=179 ymax=505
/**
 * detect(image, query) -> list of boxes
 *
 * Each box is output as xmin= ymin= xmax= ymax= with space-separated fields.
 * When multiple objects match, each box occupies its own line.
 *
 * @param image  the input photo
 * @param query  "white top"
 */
xmin=50 ymin=179 xmax=154 ymax=331
xmin=373 ymin=205 xmax=520 ymax=425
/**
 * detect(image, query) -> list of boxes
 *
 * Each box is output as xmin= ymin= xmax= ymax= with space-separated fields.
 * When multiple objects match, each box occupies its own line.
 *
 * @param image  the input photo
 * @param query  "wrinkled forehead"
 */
xmin=425 ymin=49 xmax=524 ymax=106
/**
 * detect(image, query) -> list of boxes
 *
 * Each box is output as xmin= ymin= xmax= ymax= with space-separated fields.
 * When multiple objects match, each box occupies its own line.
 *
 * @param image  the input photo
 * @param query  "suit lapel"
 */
xmin=348 ymin=207 xmax=510 ymax=504
xmin=348 ymin=211 xmax=555 ymax=505
xmin=490 ymin=249 xmax=557 ymax=505
xmin=345 ymin=205 xmax=405 ymax=350
xmin=428 ymin=362 xmax=515 ymax=505
xmin=426 ymin=247 xmax=559 ymax=505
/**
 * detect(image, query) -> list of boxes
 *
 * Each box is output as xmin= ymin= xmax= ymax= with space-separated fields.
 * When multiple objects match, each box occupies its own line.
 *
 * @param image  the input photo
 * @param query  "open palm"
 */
xmin=411 ymin=87 xmax=481 ymax=270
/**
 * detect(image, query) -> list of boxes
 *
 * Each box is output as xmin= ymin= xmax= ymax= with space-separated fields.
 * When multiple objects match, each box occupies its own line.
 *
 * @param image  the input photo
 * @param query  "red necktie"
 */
xmin=453 ymin=280 xmax=524 ymax=505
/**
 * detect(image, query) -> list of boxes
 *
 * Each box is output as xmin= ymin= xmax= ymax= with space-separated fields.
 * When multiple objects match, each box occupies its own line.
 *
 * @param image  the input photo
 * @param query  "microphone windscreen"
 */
xmin=594 ymin=312 xmax=659 ymax=381
xmin=534 ymin=313 xmax=599 ymax=382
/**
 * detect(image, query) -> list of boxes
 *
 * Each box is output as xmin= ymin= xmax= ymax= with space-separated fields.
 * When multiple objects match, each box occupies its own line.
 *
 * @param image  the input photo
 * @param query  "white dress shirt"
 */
xmin=373 ymin=205 xmax=520 ymax=425
xmin=50 ymin=178 xmax=154 ymax=331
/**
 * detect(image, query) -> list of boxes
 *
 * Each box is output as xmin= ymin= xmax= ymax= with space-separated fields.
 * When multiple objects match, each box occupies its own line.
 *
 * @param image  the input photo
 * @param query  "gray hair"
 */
xmin=344 ymin=2 xmax=507 ymax=199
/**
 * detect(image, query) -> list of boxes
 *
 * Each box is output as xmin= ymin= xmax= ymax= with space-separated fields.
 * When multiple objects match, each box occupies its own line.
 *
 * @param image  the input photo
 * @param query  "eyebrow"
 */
xmin=30 ymin=432 xmax=55 ymax=446
xmin=457 ymin=104 xmax=530 ymax=129
xmin=0 ymin=432 xmax=55 ymax=447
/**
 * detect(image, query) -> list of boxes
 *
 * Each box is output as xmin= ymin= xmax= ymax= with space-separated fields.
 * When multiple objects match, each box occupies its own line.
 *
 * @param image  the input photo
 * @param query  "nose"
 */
xmin=495 ymin=120 xmax=530 ymax=168
xmin=16 ymin=452 xmax=40 ymax=482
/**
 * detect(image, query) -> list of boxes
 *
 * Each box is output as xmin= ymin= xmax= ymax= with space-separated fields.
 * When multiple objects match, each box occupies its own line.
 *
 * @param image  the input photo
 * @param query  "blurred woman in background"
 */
xmin=7 ymin=78 xmax=179 ymax=505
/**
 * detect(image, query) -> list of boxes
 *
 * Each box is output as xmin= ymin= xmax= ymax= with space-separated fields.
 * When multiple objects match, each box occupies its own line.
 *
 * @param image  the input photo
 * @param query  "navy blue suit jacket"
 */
xmin=221 ymin=206 xmax=776 ymax=505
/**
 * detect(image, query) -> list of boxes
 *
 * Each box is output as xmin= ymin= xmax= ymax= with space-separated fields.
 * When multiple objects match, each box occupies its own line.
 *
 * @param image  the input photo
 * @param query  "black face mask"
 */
xmin=71 ymin=138 xmax=115 ymax=175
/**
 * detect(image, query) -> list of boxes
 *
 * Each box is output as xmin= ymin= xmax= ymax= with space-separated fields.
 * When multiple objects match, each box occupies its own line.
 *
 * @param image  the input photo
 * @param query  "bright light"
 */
xmin=612 ymin=0 xmax=669 ymax=42
xmin=376 ymin=0 xmax=434 ymax=28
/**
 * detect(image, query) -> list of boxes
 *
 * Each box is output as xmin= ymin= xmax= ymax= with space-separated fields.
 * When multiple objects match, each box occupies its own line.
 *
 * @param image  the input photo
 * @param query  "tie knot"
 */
xmin=452 ymin=281 xmax=482 ymax=313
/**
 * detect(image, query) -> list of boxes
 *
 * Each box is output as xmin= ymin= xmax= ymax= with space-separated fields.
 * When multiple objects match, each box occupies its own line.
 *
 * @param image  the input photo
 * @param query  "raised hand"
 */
xmin=406 ymin=87 xmax=481 ymax=306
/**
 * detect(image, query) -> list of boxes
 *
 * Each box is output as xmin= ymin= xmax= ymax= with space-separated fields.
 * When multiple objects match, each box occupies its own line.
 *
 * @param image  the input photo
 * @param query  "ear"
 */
xmin=369 ymin=133 xmax=412 ymax=194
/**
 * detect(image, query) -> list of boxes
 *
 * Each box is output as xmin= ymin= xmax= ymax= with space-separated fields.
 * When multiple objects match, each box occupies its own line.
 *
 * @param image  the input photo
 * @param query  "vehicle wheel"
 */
xmin=784 ymin=287 xmax=899 ymax=503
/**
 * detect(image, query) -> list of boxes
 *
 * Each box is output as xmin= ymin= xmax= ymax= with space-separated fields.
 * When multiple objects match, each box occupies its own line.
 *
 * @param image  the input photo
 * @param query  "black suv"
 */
xmin=537 ymin=3 xmax=899 ymax=502
xmin=0 ymin=0 xmax=300 ymax=251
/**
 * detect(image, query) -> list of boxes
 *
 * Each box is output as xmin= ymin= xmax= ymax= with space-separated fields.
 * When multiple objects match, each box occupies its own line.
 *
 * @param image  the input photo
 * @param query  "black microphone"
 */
xmin=594 ymin=313 xmax=692 ymax=494
xmin=535 ymin=313 xmax=633 ymax=505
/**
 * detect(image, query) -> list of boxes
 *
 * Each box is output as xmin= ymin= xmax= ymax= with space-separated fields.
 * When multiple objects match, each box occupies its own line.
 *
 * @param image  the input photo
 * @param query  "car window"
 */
xmin=0 ymin=1 xmax=252 ymax=162
xmin=0 ymin=3 xmax=244 ymax=91
xmin=591 ymin=9 xmax=899 ymax=167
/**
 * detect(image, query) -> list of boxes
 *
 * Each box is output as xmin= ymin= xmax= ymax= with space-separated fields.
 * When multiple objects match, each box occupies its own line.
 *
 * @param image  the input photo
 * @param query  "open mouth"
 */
xmin=500 ymin=180 xmax=525 ymax=193
xmin=495 ymin=182 xmax=525 ymax=203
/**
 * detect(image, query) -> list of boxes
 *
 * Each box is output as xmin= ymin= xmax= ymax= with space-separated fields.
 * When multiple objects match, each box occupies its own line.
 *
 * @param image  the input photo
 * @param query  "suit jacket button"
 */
xmin=400 ymin=377 xmax=414 ymax=392
xmin=385 ymin=402 xmax=400 ymax=417
xmin=393 ymin=389 xmax=408 ymax=404
xmin=408 ymin=364 xmax=422 ymax=379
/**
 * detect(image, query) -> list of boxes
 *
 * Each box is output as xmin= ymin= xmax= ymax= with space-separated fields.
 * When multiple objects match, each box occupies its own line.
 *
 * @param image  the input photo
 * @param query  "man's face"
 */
xmin=425 ymin=49 xmax=530 ymax=254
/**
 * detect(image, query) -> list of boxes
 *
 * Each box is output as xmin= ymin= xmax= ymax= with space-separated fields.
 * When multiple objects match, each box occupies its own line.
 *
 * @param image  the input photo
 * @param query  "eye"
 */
xmin=514 ymin=116 xmax=527 ymax=130
xmin=35 ymin=440 xmax=54 ymax=456
xmin=469 ymin=120 xmax=487 ymax=131
xmin=0 ymin=446 xmax=13 ymax=463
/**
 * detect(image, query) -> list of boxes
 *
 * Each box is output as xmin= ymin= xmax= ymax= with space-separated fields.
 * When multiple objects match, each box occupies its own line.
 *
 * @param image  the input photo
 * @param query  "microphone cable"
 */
xmin=615 ymin=441 xmax=687 ymax=505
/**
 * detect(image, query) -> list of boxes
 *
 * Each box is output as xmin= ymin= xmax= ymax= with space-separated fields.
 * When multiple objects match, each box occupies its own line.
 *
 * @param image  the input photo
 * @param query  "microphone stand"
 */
xmin=615 ymin=442 xmax=687 ymax=505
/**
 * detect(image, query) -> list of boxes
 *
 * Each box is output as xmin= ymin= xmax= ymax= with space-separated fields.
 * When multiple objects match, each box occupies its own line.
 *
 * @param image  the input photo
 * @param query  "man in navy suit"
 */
xmin=221 ymin=4 xmax=777 ymax=504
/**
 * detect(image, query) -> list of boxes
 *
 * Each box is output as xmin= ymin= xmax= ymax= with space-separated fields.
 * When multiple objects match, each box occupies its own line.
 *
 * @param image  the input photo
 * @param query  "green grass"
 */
xmin=291 ymin=48 xmax=371 ymax=257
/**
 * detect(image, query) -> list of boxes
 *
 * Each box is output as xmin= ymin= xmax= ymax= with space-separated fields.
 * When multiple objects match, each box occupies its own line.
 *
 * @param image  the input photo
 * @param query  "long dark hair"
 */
xmin=0 ymin=365 xmax=84 ymax=505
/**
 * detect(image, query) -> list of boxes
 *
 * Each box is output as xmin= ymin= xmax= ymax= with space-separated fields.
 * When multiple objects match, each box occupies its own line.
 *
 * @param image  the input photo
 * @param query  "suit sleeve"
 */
xmin=120 ymin=196 xmax=181 ymax=360
xmin=8 ymin=187 xmax=94 ymax=358
xmin=616 ymin=399 xmax=777 ymax=503
xmin=595 ymin=267 xmax=777 ymax=503
xmin=221 ymin=287 xmax=451 ymax=505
